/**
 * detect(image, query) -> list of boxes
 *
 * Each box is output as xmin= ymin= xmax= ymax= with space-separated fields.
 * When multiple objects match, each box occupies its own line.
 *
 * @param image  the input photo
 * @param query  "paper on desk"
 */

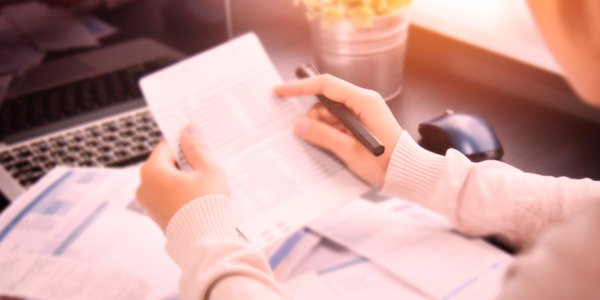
xmin=0 ymin=167 xmax=180 ymax=300
xmin=0 ymin=250 xmax=149 ymax=300
xmin=285 ymin=237 xmax=363 ymax=280
xmin=0 ymin=16 xmax=45 ymax=75
xmin=264 ymin=228 xmax=322 ymax=281
xmin=308 ymin=198 xmax=513 ymax=300
xmin=284 ymin=258 xmax=429 ymax=300
xmin=140 ymin=32 xmax=370 ymax=248
xmin=81 ymin=15 xmax=117 ymax=39
xmin=283 ymin=272 xmax=336 ymax=300
xmin=376 ymin=197 xmax=454 ymax=231
xmin=3 ymin=3 xmax=99 ymax=51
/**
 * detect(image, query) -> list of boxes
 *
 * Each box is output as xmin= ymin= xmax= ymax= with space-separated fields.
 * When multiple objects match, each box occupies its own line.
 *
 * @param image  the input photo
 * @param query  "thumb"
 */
xmin=180 ymin=122 xmax=213 ymax=170
xmin=295 ymin=118 xmax=360 ymax=164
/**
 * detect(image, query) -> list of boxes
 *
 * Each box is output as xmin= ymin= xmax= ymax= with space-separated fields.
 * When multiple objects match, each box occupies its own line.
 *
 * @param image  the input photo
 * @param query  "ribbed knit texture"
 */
xmin=165 ymin=195 xmax=239 ymax=268
xmin=381 ymin=131 xmax=446 ymax=200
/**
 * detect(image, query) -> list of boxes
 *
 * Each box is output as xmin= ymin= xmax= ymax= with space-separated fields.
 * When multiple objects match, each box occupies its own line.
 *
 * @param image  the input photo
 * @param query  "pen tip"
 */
xmin=374 ymin=146 xmax=385 ymax=157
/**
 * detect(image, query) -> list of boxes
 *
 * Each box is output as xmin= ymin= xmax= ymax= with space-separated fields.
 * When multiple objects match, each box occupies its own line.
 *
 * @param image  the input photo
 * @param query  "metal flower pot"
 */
xmin=310 ymin=11 xmax=409 ymax=100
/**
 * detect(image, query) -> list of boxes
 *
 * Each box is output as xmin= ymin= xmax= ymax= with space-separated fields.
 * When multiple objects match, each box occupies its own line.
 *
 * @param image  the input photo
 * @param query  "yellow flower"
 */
xmin=296 ymin=0 xmax=411 ymax=28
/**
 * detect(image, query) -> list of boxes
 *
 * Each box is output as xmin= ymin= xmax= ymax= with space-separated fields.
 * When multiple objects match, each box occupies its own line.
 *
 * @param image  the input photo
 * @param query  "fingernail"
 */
xmin=295 ymin=119 xmax=310 ymax=137
xmin=273 ymin=85 xmax=284 ymax=97
xmin=186 ymin=122 xmax=202 ymax=137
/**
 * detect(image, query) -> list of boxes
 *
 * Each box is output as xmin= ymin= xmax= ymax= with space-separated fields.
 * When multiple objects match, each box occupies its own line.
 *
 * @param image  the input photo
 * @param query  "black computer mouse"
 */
xmin=418 ymin=110 xmax=504 ymax=162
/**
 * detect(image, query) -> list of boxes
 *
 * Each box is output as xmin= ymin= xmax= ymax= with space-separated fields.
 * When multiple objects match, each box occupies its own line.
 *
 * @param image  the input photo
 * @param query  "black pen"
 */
xmin=295 ymin=64 xmax=385 ymax=156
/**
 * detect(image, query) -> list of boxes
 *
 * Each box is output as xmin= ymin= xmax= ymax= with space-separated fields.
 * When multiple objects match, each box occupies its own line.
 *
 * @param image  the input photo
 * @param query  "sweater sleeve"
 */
xmin=164 ymin=195 xmax=285 ymax=300
xmin=381 ymin=131 xmax=600 ymax=249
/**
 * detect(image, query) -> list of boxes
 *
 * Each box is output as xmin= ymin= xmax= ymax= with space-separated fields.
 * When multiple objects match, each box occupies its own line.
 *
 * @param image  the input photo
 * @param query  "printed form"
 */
xmin=140 ymin=33 xmax=369 ymax=247
xmin=0 ymin=167 xmax=180 ymax=300
xmin=308 ymin=198 xmax=513 ymax=300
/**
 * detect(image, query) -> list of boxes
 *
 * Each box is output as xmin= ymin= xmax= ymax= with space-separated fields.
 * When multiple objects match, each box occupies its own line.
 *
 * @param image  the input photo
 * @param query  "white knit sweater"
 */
xmin=164 ymin=131 xmax=600 ymax=299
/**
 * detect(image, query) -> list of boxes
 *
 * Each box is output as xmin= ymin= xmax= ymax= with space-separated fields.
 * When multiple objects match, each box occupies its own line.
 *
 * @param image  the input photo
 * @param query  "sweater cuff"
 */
xmin=165 ymin=195 xmax=240 ymax=268
xmin=381 ymin=131 xmax=446 ymax=200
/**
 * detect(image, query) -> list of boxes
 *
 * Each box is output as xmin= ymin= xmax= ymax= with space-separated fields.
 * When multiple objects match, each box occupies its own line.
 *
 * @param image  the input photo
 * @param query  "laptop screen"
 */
xmin=98 ymin=0 xmax=231 ymax=55
xmin=0 ymin=0 xmax=232 ymax=204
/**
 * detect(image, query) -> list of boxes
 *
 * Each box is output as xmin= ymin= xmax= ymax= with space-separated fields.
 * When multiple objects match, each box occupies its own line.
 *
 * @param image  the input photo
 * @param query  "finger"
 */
xmin=180 ymin=122 xmax=215 ymax=170
xmin=295 ymin=118 xmax=360 ymax=164
xmin=275 ymin=74 xmax=382 ymax=117
xmin=307 ymin=102 xmax=339 ymax=124
xmin=146 ymin=140 xmax=177 ymax=169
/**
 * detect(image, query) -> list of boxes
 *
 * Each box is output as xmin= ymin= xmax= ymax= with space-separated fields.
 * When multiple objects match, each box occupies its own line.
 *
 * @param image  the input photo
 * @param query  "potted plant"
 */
xmin=296 ymin=0 xmax=412 ymax=100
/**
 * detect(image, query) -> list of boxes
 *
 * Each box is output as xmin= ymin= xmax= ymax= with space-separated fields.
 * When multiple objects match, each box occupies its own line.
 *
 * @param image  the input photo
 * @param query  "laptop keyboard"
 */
xmin=0 ymin=58 xmax=172 ymax=137
xmin=0 ymin=59 xmax=174 ymax=188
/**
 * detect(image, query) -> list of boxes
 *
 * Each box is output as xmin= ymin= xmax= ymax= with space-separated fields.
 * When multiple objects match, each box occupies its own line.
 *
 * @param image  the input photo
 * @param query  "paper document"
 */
xmin=0 ymin=250 xmax=149 ymax=300
xmin=140 ymin=32 xmax=369 ymax=247
xmin=284 ymin=257 xmax=427 ymax=300
xmin=0 ymin=167 xmax=180 ymax=300
xmin=3 ymin=3 xmax=99 ymax=51
xmin=309 ymin=198 xmax=513 ymax=300
xmin=0 ymin=16 xmax=45 ymax=75
xmin=264 ymin=228 xmax=321 ymax=281
xmin=81 ymin=15 xmax=117 ymax=39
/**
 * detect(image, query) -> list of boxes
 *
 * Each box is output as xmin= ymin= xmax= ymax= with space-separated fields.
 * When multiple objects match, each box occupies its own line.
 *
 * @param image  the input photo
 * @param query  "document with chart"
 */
xmin=0 ymin=167 xmax=180 ymax=300
xmin=140 ymin=33 xmax=369 ymax=247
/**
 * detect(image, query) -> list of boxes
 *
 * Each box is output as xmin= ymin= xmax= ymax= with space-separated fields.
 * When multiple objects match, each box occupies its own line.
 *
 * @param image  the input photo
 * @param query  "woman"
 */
xmin=136 ymin=1 xmax=600 ymax=299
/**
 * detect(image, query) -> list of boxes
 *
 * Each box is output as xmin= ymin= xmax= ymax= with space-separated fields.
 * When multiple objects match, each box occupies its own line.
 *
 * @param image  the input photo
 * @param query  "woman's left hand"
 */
xmin=136 ymin=122 xmax=231 ymax=232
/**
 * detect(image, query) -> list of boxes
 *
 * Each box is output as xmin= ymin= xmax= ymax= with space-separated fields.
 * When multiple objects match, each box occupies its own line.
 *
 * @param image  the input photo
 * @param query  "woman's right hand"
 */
xmin=274 ymin=74 xmax=403 ymax=188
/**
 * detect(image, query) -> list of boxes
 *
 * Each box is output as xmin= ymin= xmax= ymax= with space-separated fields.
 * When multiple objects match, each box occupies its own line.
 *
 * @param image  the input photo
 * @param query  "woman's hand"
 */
xmin=136 ymin=123 xmax=231 ymax=231
xmin=275 ymin=74 xmax=402 ymax=188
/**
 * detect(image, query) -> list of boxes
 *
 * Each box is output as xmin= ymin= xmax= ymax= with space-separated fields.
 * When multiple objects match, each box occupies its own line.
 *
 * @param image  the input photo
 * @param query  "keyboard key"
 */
xmin=20 ymin=175 xmax=42 ymax=187
xmin=114 ymin=150 xmax=129 ymax=159
xmin=12 ymin=166 xmax=42 ymax=180
xmin=44 ymin=161 xmax=57 ymax=170
xmin=51 ymin=150 xmax=66 ymax=158
xmin=98 ymin=145 xmax=112 ymax=153
xmin=11 ymin=146 xmax=27 ymax=155
xmin=16 ymin=149 xmax=33 ymax=159
xmin=49 ymin=137 xmax=67 ymax=148
xmin=136 ymin=125 xmax=152 ymax=132
xmin=96 ymin=155 xmax=113 ymax=164
xmin=84 ymin=126 xmax=101 ymax=138
xmin=115 ymin=141 xmax=130 ymax=148
xmin=132 ymin=145 xmax=148 ymax=153
xmin=62 ymin=156 xmax=77 ymax=165
xmin=0 ymin=151 xmax=14 ymax=165
xmin=132 ymin=136 xmax=147 ymax=143
xmin=118 ymin=117 xmax=135 ymax=128
xmin=67 ymin=145 xmax=82 ymax=152
xmin=149 ymin=131 xmax=162 ymax=138
xmin=85 ymin=140 xmax=100 ymax=148
xmin=78 ymin=160 xmax=95 ymax=167
xmin=148 ymin=140 xmax=159 ymax=148
xmin=31 ymin=141 xmax=50 ymax=153
xmin=119 ymin=130 xmax=135 ymax=137
xmin=107 ymin=152 xmax=150 ymax=167
xmin=102 ymin=135 xmax=117 ymax=142
xmin=13 ymin=160 xmax=31 ymax=169
xmin=80 ymin=151 xmax=94 ymax=159
xmin=66 ymin=131 xmax=84 ymax=143
xmin=33 ymin=155 xmax=49 ymax=163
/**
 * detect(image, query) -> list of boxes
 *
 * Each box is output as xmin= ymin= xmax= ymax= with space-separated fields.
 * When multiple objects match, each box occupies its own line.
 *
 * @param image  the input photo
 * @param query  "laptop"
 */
xmin=0 ymin=39 xmax=185 ymax=206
